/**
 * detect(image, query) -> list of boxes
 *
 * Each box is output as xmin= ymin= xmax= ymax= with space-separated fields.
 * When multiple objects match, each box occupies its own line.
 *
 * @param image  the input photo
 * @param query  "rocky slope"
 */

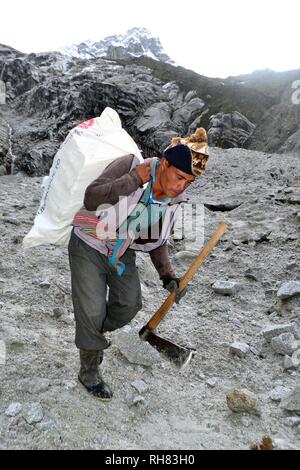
xmin=228 ymin=69 xmax=300 ymax=154
xmin=0 ymin=147 xmax=300 ymax=450
xmin=0 ymin=42 xmax=299 ymax=178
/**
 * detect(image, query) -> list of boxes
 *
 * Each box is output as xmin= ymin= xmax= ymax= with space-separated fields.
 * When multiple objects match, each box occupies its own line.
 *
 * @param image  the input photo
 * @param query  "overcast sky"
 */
xmin=1 ymin=0 xmax=299 ymax=78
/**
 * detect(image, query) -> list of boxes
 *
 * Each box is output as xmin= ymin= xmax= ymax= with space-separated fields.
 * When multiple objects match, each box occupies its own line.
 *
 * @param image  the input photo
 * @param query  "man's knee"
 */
xmin=102 ymin=300 xmax=143 ymax=332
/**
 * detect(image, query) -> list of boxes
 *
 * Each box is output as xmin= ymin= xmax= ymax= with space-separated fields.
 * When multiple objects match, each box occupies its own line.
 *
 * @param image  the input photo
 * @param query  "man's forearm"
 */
xmin=149 ymin=243 xmax=177 ymax=279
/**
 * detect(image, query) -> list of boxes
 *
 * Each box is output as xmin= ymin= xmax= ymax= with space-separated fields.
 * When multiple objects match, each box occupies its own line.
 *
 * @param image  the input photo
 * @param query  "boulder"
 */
xmin=226 ymin=388 xmax=261 ymax=416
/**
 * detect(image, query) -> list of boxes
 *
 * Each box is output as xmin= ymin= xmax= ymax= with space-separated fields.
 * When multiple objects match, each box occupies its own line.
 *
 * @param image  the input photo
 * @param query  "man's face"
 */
xmin=159 ymin=158 xmax=196 ymax=197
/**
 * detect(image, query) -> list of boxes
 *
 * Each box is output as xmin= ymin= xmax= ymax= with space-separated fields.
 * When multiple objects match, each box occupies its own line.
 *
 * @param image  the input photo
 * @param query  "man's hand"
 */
xmin=161 ymin=276 xmax=187 ymax=304
xmin=135 ymin=163 xmax=152 ymax=184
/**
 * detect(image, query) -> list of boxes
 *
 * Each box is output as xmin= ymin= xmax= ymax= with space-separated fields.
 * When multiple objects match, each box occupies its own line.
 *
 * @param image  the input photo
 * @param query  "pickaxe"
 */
xmin=139 ymin=221 xmax=229 ymax=368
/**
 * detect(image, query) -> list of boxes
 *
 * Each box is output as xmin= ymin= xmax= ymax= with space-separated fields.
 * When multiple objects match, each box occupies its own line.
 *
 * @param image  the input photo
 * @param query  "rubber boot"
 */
xmin=78 ymin=349 xmax=113 ymax=401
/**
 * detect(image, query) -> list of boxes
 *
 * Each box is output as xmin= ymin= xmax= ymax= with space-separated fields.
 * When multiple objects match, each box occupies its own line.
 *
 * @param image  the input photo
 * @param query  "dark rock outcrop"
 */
xmin=0 ymin=118 xmax=9 ymax=169
xmin=228 ymin=68 xmax=300 ymax=154
xmin=0 ymin=39 xmax=299 ymax=176
xmin=245 ymin=82 xmax=300 ymax=153
xmin=208 ymin=111 xmax=255 ymax=148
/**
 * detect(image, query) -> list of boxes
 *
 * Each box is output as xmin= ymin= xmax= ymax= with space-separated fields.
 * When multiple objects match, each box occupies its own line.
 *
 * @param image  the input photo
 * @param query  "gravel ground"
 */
xmin=0 ymin=147 xmax=300 ymax=450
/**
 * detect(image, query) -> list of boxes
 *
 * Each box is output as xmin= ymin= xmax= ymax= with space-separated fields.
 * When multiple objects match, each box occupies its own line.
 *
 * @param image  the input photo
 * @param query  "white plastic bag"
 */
xmin=23 ymin=107 xmax=143 ymax=248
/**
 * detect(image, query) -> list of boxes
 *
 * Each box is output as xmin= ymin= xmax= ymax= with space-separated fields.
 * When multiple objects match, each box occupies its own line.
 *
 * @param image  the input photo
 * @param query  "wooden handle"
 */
xmin=146 ymin=221 xmax=229 ymax=332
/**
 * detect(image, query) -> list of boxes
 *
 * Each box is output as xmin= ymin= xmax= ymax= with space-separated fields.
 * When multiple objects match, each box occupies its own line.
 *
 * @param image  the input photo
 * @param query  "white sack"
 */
xmin=23 ymin=107 xmax=143 ymax=248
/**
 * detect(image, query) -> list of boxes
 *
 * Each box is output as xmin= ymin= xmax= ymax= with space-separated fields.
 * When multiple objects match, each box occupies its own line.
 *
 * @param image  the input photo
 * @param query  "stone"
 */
xmin=283 ymin=417 xmax=300 ymax=428
xmin=244 ymin=269 xmax=264 ymax=282
xmin=23 ymin=403 xmax=44 ymax=424
xmin=270 ymin=333 xmax=299 ymax=356
xmin=2 ymin=217 xmax=20 ymax=226
xmin=261 ymin=324 xmax=296 ymax=343
xmin=130 ymin=396 xmax=146 ymax=406
xmin=212 ymin=280 xmax=239 ymax=295
xmin=36 ymin=419 xmax=57 ymax=431
xmin=226 ymin=388 xmax=261 ymax=416
xmin=136 ymin=102 xmax=172 ymax=132
xmin=286 ymin=262 xmax=297 ymax=270
xmin=281 ymin=385 xmax=300 ymax=414
xmin=249 ymin=345 xmax=260 ymax=356
xmin=232 ymin=319 xmax=243 ymax=328
xmin=230 ymin=342 xmax=250 ymax=358
xmin=269 ymin=386 xmax=290 ymax=402
xmin=283 ymin=350 xmax=300 ymax=370
xmin=0 ymin=165 xmax=7 ymax=176
xmin=30 ymin=378 xmax=51 ymax=394
xmin=13 ymin=235 xmax=23 ymax=244
xmin=208 ymin=111 xmax=255 ymax=148
xmin=292 ymin=325 xmax=300 ymax=340
xmin=277 ymin=281 xmax=300 ymax=300
xmin=173 ymin=251 xmax=197 ymax=266
xmin=115 ymin=330 xmax=161 ymax=367
xmin=52 ymin=307 xmax=66 ymax=318
xmin=0 ymin=339 xmax=5 ymax=365
xmin=63 ymin=380 xmax=77 ymax=390
xmin=206 ymin=377 xmax=218 ymax=388
xmin=39 ymin=279 xmax=51 ymax=289
xmin=24 ymin=423 xmax=35 ymax=433
xmin=5 ymin=403 xmax=22 ymax=417
xmin=58 ymin=315 xmax=73 ymax=325
xmin=130 ymin=380 xmax=149 ymax=394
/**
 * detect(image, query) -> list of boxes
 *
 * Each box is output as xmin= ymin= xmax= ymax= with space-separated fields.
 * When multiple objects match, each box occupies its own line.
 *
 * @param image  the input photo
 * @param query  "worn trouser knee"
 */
xmin=102 ymin=301 xmax=143 ymax=333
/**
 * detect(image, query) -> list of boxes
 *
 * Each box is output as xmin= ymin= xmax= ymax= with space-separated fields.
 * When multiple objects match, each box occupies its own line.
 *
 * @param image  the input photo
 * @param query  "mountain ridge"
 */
xmin=60 ymin=27 xmax=175 ymax=64
xmin=0 ymin=37 xmax=299 ymax=176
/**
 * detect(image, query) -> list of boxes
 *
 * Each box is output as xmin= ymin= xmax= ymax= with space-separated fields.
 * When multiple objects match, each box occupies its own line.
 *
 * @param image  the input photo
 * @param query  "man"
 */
xmin=68 ymin=128 xmax=209 ymax=401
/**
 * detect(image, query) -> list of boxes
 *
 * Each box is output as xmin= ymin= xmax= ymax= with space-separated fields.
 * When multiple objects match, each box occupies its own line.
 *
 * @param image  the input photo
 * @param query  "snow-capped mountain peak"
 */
xmin=60 ymin=27 xmax=174 ymax=64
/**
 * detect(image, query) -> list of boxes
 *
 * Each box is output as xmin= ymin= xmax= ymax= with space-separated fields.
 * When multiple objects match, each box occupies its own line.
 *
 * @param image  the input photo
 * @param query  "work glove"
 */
xmin=161 ymin=276 xmax=187 ymax=304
